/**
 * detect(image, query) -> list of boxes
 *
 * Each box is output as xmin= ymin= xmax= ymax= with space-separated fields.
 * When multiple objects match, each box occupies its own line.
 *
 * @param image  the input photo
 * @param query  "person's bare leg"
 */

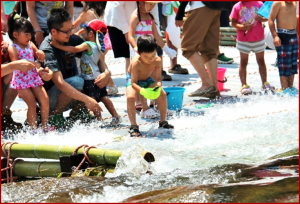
xmin=156 ymin=89 xmax=167 ymax=121
xmin=18 ymin=89 xmax=37 ymax=130
xmin=280 ymin=76 xmax=289 ymax=90
xmin=101 ymin=96 xmax=118 ymax=117
xmin=239 ymin=52 xmax=249 ymax=86
xmin=255 ymin=51 xmax=267 ymax=85
xmin=125 ymin=58 xmax=130 ymax=73
xmin=205 ymin=58 xmax=218 ymax=88
xmin=166 ymin=37 xmax=178 ymax=69
xmin=188 ymin=52 xmax=213 ymax=90
xmin=126 ymin=86 xmax=137 ymax=125
xmin=2 ymin=74 xmax=17 ymax=111
xmin=288 ymin=75 xmax=295 ymax=88
xmin=32 ymin=86 xmax=49 ymax=130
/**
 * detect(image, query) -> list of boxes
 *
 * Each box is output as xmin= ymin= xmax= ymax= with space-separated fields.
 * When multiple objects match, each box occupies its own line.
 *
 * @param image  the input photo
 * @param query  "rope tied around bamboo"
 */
xmin=71 ymin=144 xmax=96 ymax=177
xmin=1 ymin=142 xmax=21 ymax=183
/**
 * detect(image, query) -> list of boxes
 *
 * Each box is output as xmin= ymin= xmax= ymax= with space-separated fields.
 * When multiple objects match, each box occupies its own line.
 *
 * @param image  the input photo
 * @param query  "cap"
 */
xmin=81 ymin=19 xmax=107 ymax=35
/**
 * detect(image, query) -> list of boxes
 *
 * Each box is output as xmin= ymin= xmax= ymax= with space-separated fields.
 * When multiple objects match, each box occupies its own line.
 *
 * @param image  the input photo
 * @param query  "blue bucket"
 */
xmin=164 ymin=87 xmax=186 ymax=111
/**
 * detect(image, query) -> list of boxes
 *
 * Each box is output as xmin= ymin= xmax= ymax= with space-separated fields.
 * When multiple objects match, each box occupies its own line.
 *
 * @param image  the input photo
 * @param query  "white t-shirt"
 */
xmin=185 ymin=1 xmax=205 ymax=12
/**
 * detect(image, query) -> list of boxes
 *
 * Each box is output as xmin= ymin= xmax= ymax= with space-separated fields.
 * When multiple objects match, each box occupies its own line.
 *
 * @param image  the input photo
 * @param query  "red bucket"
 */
xmin=205 ymin=68 xmax=227 ymax=91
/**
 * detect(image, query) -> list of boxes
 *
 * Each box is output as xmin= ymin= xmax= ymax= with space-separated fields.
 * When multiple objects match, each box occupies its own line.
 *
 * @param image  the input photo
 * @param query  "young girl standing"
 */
xmin=128 ymin=1 xmax=176 ymax=118
xmin=230 ymin=1 xmax=275 ymax=94
xmin=7 ymin=11 xmax=52 ymax=133
xmin=72 ymin=1 xmax=118 ymax=95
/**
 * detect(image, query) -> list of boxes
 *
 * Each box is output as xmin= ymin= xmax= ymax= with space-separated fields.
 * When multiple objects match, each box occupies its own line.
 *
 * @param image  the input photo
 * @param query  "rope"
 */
xmin=1 ymin=142 xmax=18 ymax=183
xmin=71 ymin=144 xmax=97 ymax=177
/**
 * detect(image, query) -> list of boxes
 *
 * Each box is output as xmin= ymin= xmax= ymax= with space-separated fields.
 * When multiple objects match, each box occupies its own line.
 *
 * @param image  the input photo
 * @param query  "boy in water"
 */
xmin=269 ymin=1 xmax=299 ymax=96
xmin=126 ymin=35 xmax=174 ymax=137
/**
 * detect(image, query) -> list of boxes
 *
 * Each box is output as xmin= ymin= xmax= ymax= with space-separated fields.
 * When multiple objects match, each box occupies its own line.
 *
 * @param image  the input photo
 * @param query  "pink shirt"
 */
xmin=230 ymin=1 xmax=264 ymax=42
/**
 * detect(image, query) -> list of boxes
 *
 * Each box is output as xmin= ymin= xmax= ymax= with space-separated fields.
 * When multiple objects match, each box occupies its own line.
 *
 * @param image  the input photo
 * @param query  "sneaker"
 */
xmin=107 ymin=85 xmax=119 ymax=96
xmin=277 ymin=88 xmax=290 ymax=97
xmin=110 ymin=115 xmax=122 ymax=126
xmin=240 ymin=85 xmax=252 ymax=95
xmin=188 ymin=86 xmax=219 ymax=98
xmin=168 ymin=64 xmax=189 ymax=74
xmin=1 ymin=109 xmax=23 ymax=133
xmin=217 ymin=53 xmax=234 ymax=64
xmin=162 ymin=70 xmax=172 ymax=81
xmin=49 ymin=114 xmax=68 ymax=129
xmin=290 ymin=87 xmax=299 ymax=95
xmin=262 ymin=82 xmax=275 ymax=91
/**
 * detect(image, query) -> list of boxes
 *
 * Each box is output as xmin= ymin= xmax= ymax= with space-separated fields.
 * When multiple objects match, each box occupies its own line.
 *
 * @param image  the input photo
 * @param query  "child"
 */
xmin=230 ymin=1 xmax=275 ymax=95
xmin=50 ymin=19 xmax=122 ymax=126
xmin=7 ymin=11 xmax=53 ymax=133
xmin=126 ymin=35 xmax=174 ymax=137
xmin=72 ymin=1 xmax=118 ymax=96
xmin=128 ymin=1 xmax=176 ymax=118
xmin=269 ymin=1 xmax=299 ymax=96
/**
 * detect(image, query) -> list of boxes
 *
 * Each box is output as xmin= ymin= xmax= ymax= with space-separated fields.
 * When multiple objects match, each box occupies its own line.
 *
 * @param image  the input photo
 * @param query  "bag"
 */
xmin=258 ymin=1 xmax=274 ymax=19
xmin=202 ymin=1 xmax=234 ymax=10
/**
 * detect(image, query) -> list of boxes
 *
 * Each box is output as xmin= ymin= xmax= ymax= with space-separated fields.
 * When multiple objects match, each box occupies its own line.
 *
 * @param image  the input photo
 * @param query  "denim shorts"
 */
xmin=47 ymin=75 xmax=84 ymax=114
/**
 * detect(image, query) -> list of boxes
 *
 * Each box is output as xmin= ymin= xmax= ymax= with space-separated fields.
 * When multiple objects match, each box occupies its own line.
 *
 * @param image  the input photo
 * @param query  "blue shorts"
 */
xmin=126 ymin=73 xmax=155 ymax=88
xmin=46 ymin=75 xmax=84 ymax=114
xmin=83 ymin=80 xmax=107 ymax=102
xmin=275 ymin=29 xmax=299 ymax=77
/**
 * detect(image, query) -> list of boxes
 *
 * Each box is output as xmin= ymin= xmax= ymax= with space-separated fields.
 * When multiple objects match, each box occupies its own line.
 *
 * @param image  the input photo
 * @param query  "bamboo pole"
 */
xmin=12 ymin=161 xmax=115 ymax=178
xmin=2 ymin=144 xmax=155 ymax=165
xmin=220 ymin=41 xmax=237 ymax=46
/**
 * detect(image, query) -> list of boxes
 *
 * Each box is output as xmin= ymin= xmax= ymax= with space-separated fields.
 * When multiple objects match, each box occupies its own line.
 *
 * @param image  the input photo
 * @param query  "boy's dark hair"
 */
xmin=47 ymin=8 xmax=72 ymax=31
xmin=7 ymin=10 xmax=34 ymax=41
xmin=137 ymin=35 xmax=157 ymax=54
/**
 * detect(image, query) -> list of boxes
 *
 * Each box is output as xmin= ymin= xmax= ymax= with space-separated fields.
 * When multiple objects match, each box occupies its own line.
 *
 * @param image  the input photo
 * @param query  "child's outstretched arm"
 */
xmin=128 ymin=11 xmax=140 ymax=53
xmin=152 ymin=22 xmax=177 ymax=59
xmin=269 ymin=2 xmax=281 ymax=47
xmin=50 ymin=39 xmax=91 ymax=54
xmin=72 ymin=11 xmax=87 ymax=35
xmin=30 ymin=41 xmax=45 ymax=62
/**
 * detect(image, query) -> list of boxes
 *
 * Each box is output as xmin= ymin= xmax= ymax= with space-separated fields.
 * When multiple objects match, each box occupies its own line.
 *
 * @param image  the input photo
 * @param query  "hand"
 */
xmin=162 ymin=45 xmax=177 ymax=59
xmin=274 ymin=36 xmax=281 ymax=47
xmin=175 ymin=20 xmax=184 ymax=27
xmin=124 ymin=32 xmax=129 ymax=44
xmin=35 ymin=50 xmax=45 ymax=62
xmin=35 ymin=31 xmax=44 ymax=47
xmin=94 ymin=70 xmax=110 ymax=88
xmin=38 ymin=67 xmax=53 ymax=81
xmin=84 ymin=96 xmax=103 ymax=116
xmin=244 ymin=24 xmax=253 ymax=31
xmin=13 ymin=59 xmax=37 ymax=72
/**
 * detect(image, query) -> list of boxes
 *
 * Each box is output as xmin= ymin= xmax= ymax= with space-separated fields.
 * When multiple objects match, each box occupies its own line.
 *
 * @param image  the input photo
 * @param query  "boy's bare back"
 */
xmin=128 ymin=55 xmax=161 ymax=81
xmin=271 ymin=1 xmax=297 ymax=30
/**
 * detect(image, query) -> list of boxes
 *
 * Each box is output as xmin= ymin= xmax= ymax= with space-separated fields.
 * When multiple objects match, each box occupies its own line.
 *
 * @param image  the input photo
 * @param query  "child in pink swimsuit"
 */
xmin=7 ymin=11 xmax=53 ymax=133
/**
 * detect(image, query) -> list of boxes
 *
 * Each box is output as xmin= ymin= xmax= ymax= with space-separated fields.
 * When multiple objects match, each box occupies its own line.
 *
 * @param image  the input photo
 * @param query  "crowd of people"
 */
xmin=1 ymin=1 xmax=299 ymax=137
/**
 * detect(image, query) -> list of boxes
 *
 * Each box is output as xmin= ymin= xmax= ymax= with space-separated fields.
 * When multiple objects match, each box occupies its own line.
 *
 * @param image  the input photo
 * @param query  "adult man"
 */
xmin=175 ymin=2 xmax=233 ymax=98
xmin=39 ymin=8 xmax=110 ymax=128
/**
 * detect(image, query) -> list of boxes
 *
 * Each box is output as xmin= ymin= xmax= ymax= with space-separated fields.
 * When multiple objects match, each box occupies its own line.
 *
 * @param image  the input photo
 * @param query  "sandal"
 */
xmin=159 ymin=121 xmax=174 ymax=129
xmin=153 ymin=107 xmax=175 ymax=116
xmin=140 ymin=108 xmax=160 ymax=119
xmin=129 ymin=125 xmax=142 ymax=137
xmin=135 ymin=103 xmax=143 ymax=111
xmin=107 ymin=85 xmax=119 ymax=95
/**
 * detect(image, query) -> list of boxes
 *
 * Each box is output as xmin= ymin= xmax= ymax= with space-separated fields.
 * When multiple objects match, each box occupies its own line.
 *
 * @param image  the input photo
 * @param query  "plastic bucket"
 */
xmin=206 ymin=67 xmax=227 ymax=91
xmin=164 ymin=87 xmax=186 ymax=111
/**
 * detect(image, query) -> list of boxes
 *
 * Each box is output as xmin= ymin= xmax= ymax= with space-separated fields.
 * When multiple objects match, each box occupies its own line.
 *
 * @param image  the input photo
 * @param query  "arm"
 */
xmin=94 ymin=59 xmax=111 ymax=88
xmin=130 ymin=60 xmax=142 ymax=92
xmin=27 ymin=2 xmax=44 ymax=47
xmin=152 ymin=57 xmax=162 ymax=87
xmin=1 ymin=59 xmax=38 ymax=77
xmin=128 ymin=13 xmax=139 ymax=50
xmin=1 ymin=2 xmax=7 ymax=32
xmin=50 ymin=40 xmax=91 ymax=54
xmin=65 ymin=1 xmax=74 ymax=18
xmin=37 ymin=67 xmax=53 ymax=81
xmin=231 ymin=18 xmax=253 ymax=31
xmin=152 ymin=21 xmax=165 ymax=48
xmin=268 ymin=2 xmax=281 ymax=46
xmin=72 ymin=11 xmax=87 ymax=34
xmin=255 ymin=15 xmax=268 ymax=23
xmin=114 ymin=1 xmax=130 ymax=34
xmin=30 ymin=41 xmax=45 ymax=62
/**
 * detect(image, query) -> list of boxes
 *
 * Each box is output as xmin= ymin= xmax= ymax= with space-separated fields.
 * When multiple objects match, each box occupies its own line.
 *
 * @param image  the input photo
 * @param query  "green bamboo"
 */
xmin=221 ymin=32 xmax=237 ymax=37
xmin=220 ymin=27 xmax=236 ymax=32
xmin=12 ymin=161 xmax=115 ymax=178
xmin=220 ymin=41 xmax=236 ymax=46
xmin=2 ymin=144 xmax=155 ymax=165
xmin=221 ymin=36 xmax=236 ymax=41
